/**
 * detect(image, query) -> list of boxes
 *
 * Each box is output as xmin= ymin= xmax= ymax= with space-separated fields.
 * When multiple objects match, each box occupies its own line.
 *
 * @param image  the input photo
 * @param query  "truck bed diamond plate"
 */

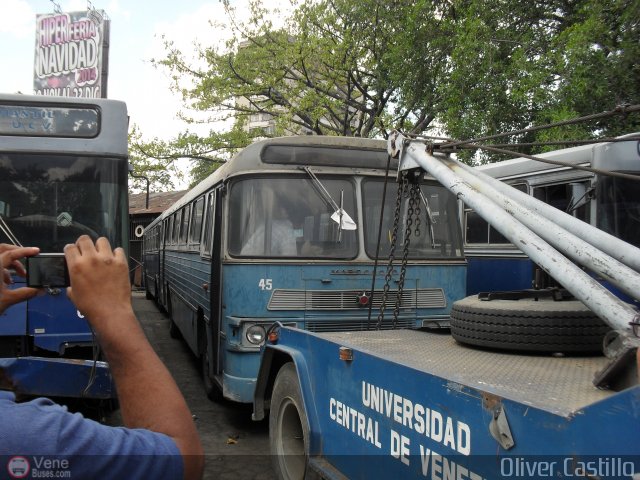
xmin=319 ymin=329 xmax=611 ymax=415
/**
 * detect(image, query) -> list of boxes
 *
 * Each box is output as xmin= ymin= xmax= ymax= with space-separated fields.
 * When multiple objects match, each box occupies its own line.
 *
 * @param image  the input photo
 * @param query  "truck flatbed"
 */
xmin=256 ymin=325 xmax=639 ymax=479
xmin=320 ymin=328 xmax=610 ymax=416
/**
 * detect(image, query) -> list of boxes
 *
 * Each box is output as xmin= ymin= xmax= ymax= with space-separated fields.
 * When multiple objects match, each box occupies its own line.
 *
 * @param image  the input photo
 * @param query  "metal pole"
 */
xmin=392 ymin=135 xmax=638 ymax=333
xmin=441 ymin=157 xmax=640 ymax=301
xmin=130 ymin=174 xmax=150 ymax=209
xmin=455 ymin=157 xmax=640 ymax=273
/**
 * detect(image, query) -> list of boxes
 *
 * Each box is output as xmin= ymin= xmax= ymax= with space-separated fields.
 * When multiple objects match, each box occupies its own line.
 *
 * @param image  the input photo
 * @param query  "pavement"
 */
xmin=108 ymin=291 xmax=276 ymax=480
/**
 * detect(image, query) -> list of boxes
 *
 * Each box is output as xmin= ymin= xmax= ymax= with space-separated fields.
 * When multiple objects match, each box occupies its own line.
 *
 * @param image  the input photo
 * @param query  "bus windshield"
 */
xmin=0 ymin=153 xmax=127 ymax=252
xmin=228 ymin=176 xmax=357 ymax=258
xmin=362 ymin=179 xmax=464 ymax=259
xmin=597 ymin=176 xmax=640 ymax=248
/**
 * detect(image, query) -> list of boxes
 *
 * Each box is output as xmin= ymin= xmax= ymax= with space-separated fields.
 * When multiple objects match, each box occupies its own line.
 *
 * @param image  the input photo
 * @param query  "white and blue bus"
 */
xmin=463 ymin=135 xmax=640 ymax=304
xmin=143 ymin=136 xmax=466 ymax=403
xmin=0 ymin=94 xmax=129 ymax=399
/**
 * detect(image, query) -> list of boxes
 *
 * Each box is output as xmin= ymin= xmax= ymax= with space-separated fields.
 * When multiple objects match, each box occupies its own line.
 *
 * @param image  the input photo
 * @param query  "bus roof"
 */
xmin=0 ymin=93 xmax=128 ymax=157
xmin=474 ymin=142 xmax=596 ymax=181
xmin=474 ymin=134 xmax=640 ymax=181
xmin=160 ymin=135 xmax=390 ymax=218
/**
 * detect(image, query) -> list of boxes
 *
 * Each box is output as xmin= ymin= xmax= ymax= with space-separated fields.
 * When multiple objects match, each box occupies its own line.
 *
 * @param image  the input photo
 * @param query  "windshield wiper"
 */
xmin=302 ymin=167 xmax=357 ymax=231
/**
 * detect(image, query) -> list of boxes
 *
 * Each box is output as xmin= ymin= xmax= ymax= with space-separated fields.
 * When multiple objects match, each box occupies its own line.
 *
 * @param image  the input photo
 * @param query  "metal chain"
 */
xmin=414 ymin=192 xmax=421 ymax=237
xmin=376 ymin=177 xmax=407 ymax=329
xmin=392 ymin=182 xmax=420 ymax=327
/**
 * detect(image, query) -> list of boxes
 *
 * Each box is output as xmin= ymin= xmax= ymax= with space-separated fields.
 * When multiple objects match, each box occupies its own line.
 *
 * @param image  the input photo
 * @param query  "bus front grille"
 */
xmin=304 ymin=317 xmax=416 ymax=332
xmin=267 ymin=288 xmax=446 ymax=311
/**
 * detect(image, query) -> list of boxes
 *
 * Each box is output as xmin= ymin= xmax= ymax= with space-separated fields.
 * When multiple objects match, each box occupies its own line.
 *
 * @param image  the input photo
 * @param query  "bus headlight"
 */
xmin=246 ymin=324 xmax=266 ymax=345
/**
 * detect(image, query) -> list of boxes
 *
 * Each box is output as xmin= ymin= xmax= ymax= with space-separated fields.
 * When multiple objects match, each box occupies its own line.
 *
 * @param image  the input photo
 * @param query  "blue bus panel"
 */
xmin=466 ymin=257 xmax=533 ymax=295
xmin=223 ymin=263 xmax=465 ymax=403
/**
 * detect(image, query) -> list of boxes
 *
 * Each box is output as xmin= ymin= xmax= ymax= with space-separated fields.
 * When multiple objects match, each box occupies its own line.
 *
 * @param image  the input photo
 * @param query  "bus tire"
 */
xmin=169 ymin=319 xmax=181 ymax=339
xmin=450 ymin=296 xmax=610 ymax=354
xmin=270 ymin=362 xmax=313 ymax=480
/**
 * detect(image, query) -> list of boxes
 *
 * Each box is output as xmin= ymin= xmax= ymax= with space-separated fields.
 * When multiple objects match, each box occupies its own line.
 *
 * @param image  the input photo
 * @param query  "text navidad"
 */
xmin=329 ymin=381 xmax=484 ymax=479
xmin=34 ymin=11 xmax=105 ymax=98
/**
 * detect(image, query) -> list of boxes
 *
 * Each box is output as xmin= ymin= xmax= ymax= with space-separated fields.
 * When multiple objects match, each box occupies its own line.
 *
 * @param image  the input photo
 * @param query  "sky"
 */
xmin=0 ymin=0 xmax=291 ymax=187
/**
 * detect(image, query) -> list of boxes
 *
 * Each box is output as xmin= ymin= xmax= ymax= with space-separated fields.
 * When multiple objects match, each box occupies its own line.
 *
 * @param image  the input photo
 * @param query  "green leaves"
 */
xmin=131 ymin=0 xmax=639 ymax=189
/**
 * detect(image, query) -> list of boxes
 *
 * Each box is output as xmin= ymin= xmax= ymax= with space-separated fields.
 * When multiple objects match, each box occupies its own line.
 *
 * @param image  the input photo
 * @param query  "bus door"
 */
xmin=160 ymin=219 xmax=168 ymax=309
xmin=204 ymin=189 xmax=223 ymax=379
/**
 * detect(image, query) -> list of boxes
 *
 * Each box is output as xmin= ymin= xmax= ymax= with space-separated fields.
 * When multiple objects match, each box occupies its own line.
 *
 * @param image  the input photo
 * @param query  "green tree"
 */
xmin=131 ymin=0 xmax=640 ymax=186
xmin=128 ymin=125 xmax=185 ymax=192
xmin=134 ymin=0 xmax=455 ymax=186
xmin=440 ymin=0 xmax=639 ymax=162
xmin=539 ymin=0 xmax=640 ymax=139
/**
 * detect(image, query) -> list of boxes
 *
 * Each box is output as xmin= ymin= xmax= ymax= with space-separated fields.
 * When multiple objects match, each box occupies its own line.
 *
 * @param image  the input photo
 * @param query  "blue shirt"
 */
xmin=0 ymin=391 xmax=183 ymax=479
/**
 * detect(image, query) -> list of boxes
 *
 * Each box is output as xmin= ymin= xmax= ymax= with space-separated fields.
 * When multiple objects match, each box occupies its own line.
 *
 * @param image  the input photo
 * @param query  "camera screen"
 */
xmin=27 ymin=255 xmax=69 ymax=288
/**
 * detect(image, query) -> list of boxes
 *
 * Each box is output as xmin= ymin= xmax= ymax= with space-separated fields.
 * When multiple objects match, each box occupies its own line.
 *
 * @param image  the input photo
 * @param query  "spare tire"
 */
xmin=450 ymin=295 xmax=611 ymax=354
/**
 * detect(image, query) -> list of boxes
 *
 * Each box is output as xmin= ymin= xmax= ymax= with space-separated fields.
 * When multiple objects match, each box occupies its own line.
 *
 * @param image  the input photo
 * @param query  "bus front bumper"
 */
xmin=0 ymin=357 xmax=115 ymax=399
xmin=222 ymin=372 xmax=256 ymax=403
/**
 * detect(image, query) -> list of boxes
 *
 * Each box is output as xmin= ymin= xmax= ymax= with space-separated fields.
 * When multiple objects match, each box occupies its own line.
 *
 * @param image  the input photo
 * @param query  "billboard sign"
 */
xmin=34 ymin=10 xmax=110 ymax=98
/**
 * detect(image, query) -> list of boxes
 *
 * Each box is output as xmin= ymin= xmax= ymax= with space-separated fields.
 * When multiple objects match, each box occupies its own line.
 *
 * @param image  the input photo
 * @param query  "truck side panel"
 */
xmin=259 ymin=327 xmax=640 ymax=479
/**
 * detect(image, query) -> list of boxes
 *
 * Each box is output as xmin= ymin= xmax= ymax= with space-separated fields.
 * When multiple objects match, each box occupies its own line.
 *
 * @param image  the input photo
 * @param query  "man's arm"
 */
xmin=64 ymin=236 xmax=204 ymax=480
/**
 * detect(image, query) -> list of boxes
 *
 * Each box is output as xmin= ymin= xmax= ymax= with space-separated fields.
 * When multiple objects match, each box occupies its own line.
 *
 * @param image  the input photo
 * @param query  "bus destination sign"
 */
xmin=0 ymin=104 xmax=99 ymax=137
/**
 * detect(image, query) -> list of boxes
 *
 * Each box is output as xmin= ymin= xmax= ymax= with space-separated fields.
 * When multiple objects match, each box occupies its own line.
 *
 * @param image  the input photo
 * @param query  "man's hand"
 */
xmin=0 ymin=245 xmax=40 ymax=315
xmin=64 ymin=236 xmax=134 ymax=337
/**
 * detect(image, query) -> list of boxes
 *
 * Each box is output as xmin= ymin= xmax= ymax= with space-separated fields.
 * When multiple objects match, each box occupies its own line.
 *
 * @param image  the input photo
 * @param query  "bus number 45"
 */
xmin=259 ymin=279 xmax=273 ymax=290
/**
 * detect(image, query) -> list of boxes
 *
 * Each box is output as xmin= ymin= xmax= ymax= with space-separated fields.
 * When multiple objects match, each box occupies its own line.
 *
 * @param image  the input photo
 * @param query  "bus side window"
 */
xmin=201 ymin=192 xmax=216 ymax=258
xmin=165 ymin=218 xmax=172 ymax=246
xmin=465 ymin=210 xmax=488 ymax=244
xmin=180 ymin=206 xmax=190 ymax=246
xmin=189 ymin=197 xmax=204 ymax=247
xmin=465 ymin=183 xmax=527 ymax=245
xmin=533 ymin=182 xmax=590 ymax=222
xmin=533 ymin=184 xmax=570 ymax=211
xmin=172 ymin=212 xmax=181 ymax=245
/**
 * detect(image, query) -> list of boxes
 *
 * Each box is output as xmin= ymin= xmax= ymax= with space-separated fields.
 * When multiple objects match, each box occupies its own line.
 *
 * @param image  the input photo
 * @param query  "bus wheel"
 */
xmin=270 ymin=362 xmax=312 ymax=480
xmin=169 ymin=319 xmax=181 ymax=339
xmin=450 ymin=296 xmax=610 ymax=354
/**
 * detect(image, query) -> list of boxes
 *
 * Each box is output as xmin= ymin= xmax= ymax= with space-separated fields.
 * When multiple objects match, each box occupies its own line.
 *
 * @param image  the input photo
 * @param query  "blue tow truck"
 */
xmin=253 ymin=134 xmax=640 ymax=479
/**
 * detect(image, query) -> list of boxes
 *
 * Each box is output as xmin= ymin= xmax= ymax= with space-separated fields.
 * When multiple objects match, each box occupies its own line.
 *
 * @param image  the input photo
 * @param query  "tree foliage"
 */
xmin=440 ymin=0 xmax=640 ymax=161
xmin=130 ymin=0 xmax=640 ymax=189
xmin=128 ymin=124 xmax=184 ymax=192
